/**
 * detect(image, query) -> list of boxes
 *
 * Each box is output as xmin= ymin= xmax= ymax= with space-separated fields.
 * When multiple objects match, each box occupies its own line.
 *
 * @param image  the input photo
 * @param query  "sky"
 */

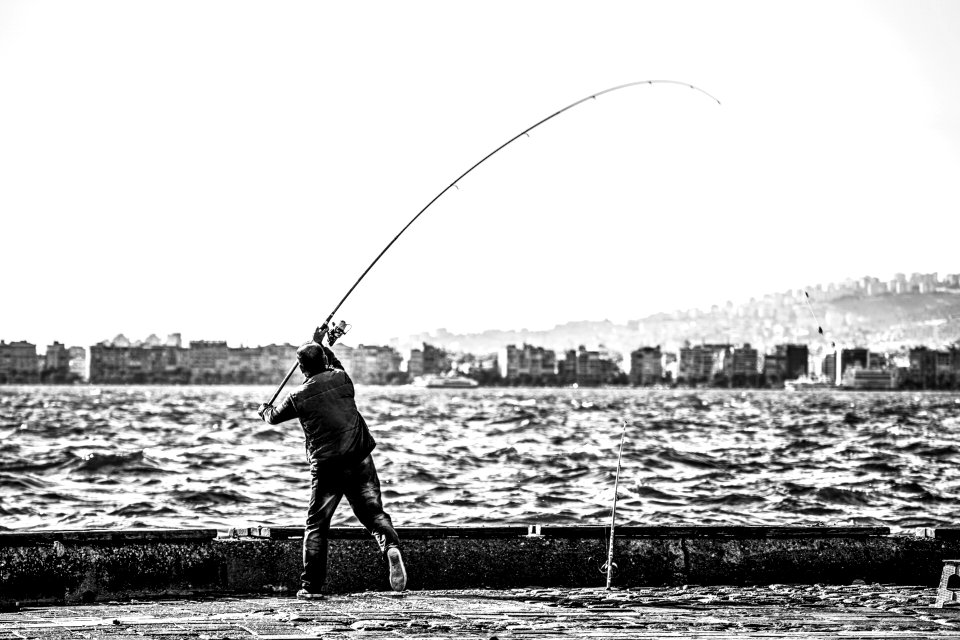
xmin=1 ymin=0 xmax=958 ymax=352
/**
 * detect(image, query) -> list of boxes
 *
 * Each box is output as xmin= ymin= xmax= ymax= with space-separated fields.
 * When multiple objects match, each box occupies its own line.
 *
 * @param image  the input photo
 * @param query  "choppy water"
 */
xmin=1 ymin=386 xmax=959 ymax=532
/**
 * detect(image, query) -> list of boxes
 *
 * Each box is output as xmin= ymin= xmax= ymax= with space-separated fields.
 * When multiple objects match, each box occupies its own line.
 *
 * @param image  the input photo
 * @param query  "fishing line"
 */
xmin=266 ymin=80 xmax=721 ymax=405
xmin=603 ymin=420 xmax=628 ymax=590
xmin=803 ymin=291 xmax=833 ymax=347
xmin=804 ymin=289 xmax=848 ymax=387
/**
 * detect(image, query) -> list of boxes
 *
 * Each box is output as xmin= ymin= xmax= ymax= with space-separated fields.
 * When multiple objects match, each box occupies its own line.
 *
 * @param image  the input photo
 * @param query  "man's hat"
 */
xmin=296 ymin=342 xmax=328 ymax=374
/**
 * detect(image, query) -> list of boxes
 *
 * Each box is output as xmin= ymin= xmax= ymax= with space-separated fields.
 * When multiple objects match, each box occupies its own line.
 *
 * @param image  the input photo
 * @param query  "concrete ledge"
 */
xmin=0 ymin=528 xmax=218 ymax=546
xmin=215 ymin=525 xmax=890 ymax=540
xmin=0 ymin=526 xmax=954 ymax=604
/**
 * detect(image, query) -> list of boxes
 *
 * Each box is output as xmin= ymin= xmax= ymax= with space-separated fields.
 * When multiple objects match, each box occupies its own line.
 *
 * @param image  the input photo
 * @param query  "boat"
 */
xmin=841 ymin=367 xmax=899 ymax=390
xmin=784 ymin=375 xmax=835 ymax=391
xmin=412 ymin=374 xmax=479 ymax=388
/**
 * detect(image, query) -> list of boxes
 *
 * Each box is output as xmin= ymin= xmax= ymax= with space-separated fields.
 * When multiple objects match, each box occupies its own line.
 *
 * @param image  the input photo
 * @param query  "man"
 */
xmin=257 ymin=339 xmax=406 ymax=599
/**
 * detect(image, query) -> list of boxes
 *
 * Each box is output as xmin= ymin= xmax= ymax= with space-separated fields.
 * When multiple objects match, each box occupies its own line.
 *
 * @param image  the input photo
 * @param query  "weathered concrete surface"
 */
xmin=3 ymin=585 xmax=960 ymax=639
xmin=681 ymin=535 xmax=957 ymax=586
xmin=0 ymin=541 xmax=225 ymax=604
xmin=3 ymin=526 xmax=959 ymax=604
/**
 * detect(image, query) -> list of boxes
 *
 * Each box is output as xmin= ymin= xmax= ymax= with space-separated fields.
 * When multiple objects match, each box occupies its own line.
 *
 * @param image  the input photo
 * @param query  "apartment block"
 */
xmin=0 ymin=341 xmax=39 ymax=383
xmin=40 ymin=341 xmax=72 ymax=383
xmin=629 ymin=346 xmax=662 ymax=386
xmin=68 ymin=346 xmax=87 ymax=382
xmin=187 ymin=341 xmax=229 ymax=383
xmin=677 ymin=343 xmax=730 ymax=384
xmin=407 ymin=343 xmax=450 ymax=378
xmin=407 ymin=348 xmax=424 ymax=377
xmin=728 ymin=344 xmax=761 ymax=386
xmin=89 ymin=338 xmax=303 ymax=385
xmin=335 ymin=344 xmax=403 ymax=384
xmin=763 ymin=344 xmax=807 ymax=386
xmin=821 ymin=347 xmax=869 ymax=384
xmin=499 ymin=343 xmax=557 ymax=383
xmin=558 ymin=345 xmax=621 ymax=386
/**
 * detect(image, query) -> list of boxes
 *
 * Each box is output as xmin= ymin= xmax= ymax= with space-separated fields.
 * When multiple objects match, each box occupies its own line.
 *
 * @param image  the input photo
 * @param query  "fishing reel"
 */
xmin=328 ymin=320 xmax=351 ymax=346
xmin=316 ymin=320 xmax=351 ymax=347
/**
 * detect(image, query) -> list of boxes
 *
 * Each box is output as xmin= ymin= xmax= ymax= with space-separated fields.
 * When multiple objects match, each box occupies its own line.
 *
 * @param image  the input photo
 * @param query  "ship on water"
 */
xmin=411 ymin=374 xmax=479 ymax=388
xmin=784 ymin=375 xmax=835 ymax=391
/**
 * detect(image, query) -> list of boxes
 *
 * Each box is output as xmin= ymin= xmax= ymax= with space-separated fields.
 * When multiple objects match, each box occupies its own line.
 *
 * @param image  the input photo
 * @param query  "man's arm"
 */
xmin=323 ymin=345 xmax=345 ymax=370
xmin=312 ymin=326 xmax=345 ymax=370
xmin=258 ymin=392 xmax=297 ymax=424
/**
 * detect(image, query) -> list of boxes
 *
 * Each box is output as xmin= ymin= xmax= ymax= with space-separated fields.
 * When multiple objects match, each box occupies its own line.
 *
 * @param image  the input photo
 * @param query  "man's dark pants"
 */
xmin=302 ymin=453 xmax=400 ymax=591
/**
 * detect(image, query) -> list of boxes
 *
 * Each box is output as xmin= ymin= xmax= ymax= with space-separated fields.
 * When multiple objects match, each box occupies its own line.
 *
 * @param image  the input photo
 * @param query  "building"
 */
xmin=498 ymin=344 xmax=557 ymax=384
xmin=89 ymin=337 xmax=303 ymax=385
xmin=557 ymin=345 xmax=621 ymax=386
xmin=893 ymin=346 xmax=960 ymax=389
xmin=903 ymin=346 xmax=941 ymax=389
xmin=68 ymin=346 xmax=87 ymax=382
xmin=41 ymin=341 xmax=72 ymax=383
xmin=212 ymin=343 xmax=300 ymax=385
xmin=90 ymin=333 xmax=193 ymax=384
xmin=89 ymin=341 xmax=187 ymax=384
xmin=253 ymin=344 xmax=301 ymax=385
xmin=0 ymin=340 xmax=39 ymax=383
xmin=89 ymin=342 xmax=136 ymax=383
xmin=822 ymin=347 xmax=868 ymax=384
xmin=677 ymin=343 xmax=729 ymax=385
xmin=458 ymin=352 xmax=500 ymax=384
xmin=764 ymin=344 xmax=809 ymax=386
xmin=186 ymin=341 xmax=229 ymax=383
xmin=597 ymin=346 xmax=625 ymax=384
xmin=784 ymin=344 xmax=810 ymax=379
xmin=728 ymin=344 xmax=760 ymax=387
xmin=335 ymin=344 xmax=404 ymax=384
xmin=406 ymin=348 xmax=424 ymax=377
xmin=407 ymin=343 xmax=450 ymax=378
xmin=842 ymin=367 xmax=898 ymax=390
xmin=629 ymin=346 xmax=662 ymax=386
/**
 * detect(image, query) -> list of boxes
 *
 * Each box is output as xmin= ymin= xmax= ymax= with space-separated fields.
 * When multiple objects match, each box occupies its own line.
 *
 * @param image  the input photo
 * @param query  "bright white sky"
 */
xmin=1 ymin=1 xmax=958 ymax=351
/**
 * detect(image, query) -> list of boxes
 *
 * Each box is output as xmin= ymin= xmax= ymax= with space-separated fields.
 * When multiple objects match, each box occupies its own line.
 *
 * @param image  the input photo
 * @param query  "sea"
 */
xmin=1 ymin=385 xmax=959 ymax=532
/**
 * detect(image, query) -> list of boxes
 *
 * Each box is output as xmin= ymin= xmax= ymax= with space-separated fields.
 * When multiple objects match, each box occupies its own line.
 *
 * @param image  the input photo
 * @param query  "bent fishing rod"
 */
xmin=266 ymin=80 xmax=721 ymax=405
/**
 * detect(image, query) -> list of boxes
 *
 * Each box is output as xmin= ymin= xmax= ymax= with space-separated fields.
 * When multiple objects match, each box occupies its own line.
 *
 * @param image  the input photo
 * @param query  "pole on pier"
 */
xmin=606 ymin=421 xmax=628 ymax=590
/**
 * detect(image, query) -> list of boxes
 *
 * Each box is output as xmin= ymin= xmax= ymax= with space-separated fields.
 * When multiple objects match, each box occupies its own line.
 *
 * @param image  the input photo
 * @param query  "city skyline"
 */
xmin=4 ymin=269 xmax=956 ymax=354
xmin=4 ymin=329 xmax=956 ymax=391
xmin=2 ymin=2 xmax=958 ymax=352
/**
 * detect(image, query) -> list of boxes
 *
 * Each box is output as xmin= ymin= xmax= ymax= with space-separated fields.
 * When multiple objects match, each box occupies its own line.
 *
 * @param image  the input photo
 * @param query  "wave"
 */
xmin=70 ymin=450 xmax=165 ymax=473
xmin=170 ymin=488 xmax=253 ymax=505
xmin=657 ymin=448 xmax=727 ymax=470
xmin=3 ymin=386 xmax=960 ymax=530
xmin=814 ymin=487 xmax=873 ymax=506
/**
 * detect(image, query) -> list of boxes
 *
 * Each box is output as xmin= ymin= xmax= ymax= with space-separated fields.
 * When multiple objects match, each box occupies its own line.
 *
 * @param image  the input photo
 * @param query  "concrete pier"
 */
xmin=3 ymin=585 xmax=960 ymax=639
xmin=2 ymin=526 xmax=959 ymax=606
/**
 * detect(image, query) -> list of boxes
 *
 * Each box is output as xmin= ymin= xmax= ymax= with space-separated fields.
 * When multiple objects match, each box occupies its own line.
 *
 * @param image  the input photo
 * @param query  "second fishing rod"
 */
xmin=265 ymin=80 xmax=721 ymax=405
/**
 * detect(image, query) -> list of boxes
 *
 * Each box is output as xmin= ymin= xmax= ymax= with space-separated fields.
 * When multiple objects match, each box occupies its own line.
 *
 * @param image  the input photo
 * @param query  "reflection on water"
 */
xmin=1 ymin=386 xmax=959 ymax=531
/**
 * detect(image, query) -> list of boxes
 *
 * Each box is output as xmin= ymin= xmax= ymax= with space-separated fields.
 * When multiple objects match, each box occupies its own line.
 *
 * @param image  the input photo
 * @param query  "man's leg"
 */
xmin=302 ymin=460 xmax=343 ymax=595
xmin=343 ymin=454 xmax=405 ymax=590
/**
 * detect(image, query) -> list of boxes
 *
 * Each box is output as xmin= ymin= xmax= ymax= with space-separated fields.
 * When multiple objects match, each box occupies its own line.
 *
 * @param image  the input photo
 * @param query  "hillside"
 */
xmin=397 ymin=291 xmax=960 ymax=358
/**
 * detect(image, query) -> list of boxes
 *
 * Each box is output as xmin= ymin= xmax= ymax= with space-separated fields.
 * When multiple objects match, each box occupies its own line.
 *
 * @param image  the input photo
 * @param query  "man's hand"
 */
xmin=257 ymin=403 xmax=272 ymax=419
xmin=313 ymin=324 xmax=328 ymax=345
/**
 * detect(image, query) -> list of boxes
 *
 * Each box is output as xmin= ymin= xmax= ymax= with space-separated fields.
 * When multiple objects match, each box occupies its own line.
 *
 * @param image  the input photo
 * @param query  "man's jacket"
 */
xmin=260 ymin=348 xmax=376 ymax=465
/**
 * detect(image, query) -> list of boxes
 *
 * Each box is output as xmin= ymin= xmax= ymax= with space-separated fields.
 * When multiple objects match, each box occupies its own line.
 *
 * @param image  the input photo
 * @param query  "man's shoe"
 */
xmin=386 ymin=547 xmax=407 ymax=592
xmin=296 ymin=588 xmax=324 ymax=600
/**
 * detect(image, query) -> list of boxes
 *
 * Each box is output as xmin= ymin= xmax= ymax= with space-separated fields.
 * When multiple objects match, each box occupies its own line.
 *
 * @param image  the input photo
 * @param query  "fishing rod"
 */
xmin=266 ymin=80 xmax=721 ymax=405
xmin=804 ymin=290 xmax=845 ymax=385
xmin=803 ymin=291 xmax=834 ymax=347
xmin=605 ymin=420 xmax=628 ymax=590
